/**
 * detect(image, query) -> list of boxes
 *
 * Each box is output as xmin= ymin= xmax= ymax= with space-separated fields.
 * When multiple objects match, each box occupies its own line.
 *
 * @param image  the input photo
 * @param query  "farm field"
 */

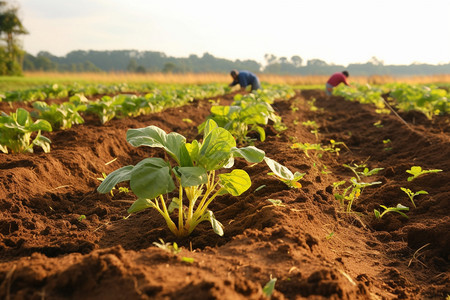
xmin=0 ymin=81 xmax=449 ymax=299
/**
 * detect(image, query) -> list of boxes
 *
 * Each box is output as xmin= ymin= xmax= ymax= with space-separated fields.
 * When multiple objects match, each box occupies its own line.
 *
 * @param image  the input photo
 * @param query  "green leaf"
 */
xmin=231 ymin=146 xmax=265 ymax=163
xmin=97 ymin=165 xmax=134 ymax=193
xmin=29 ymin=119 xmax=53 ymax=132
xmin=127 ymin=198 xmax=157 ymax=214
xmin=16 ymin=108 xmax=29 ymax=126
xmin=199 ymin=127 xmax=235 ymax=170
xmin=130 ymin=158 xmax=175 ymax=199
xmin=168 ymin=197 xmax=181 ymax=213
xmin=264 ymin=157 xmax=294 ymax=180
xmin=219 ymin=169 xmax=251 ymax=196
xmin=254 ymin=125 xmax=266 ymax=142
xmin=174 ymin=166 xmax=208 ymax=187
xmin=207 ymin=210 xmax=224 ymax=236
xmin=33 ymin=133 xmax=51 ymax=153
xmin=126 ymin=126 xmax=192 ymax=166
xmin=262 ymin=276 xmax=277 ymax=298
xmin=210 ymin=105 xmax=230 ymax=116
xmin=202 ymin=119 xmax=219 ymax=137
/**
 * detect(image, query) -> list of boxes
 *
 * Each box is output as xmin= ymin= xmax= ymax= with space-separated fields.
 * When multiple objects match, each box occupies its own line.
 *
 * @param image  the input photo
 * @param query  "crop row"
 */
xmin=333 ymin=83 xmax=449 ymax=119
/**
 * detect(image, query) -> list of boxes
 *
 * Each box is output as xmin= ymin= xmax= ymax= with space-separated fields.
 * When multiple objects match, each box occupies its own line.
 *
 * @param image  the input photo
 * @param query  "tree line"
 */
xmin=22 ymin=50 xmax=450 ymax=76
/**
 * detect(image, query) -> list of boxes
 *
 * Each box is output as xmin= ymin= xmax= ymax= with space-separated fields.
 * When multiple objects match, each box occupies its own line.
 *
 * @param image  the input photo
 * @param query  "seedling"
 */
xmin=265 ymin=157 xmax=305 ymax=189
xmin=373 ymin=120 xmax=384 ymax=128
xmin=343 ymin=163 xmax=384 ymax=181
xmin=98 ymin=120 xmax=267 ymax=237
xmin=383 ymin=139 xmax=392 ymax=151
xmin=292 ymin=140 xmax=345 ymax=158
xmin=302 ymin=120 xmax=319 ymax=140
xmin=262 ymin=275 xmax=277 ymax=298
xmin=153 ymin=238 xmax=181 ymax=254
xmin=78 ymin=215 xmax=86 ymax=221
xmin=333 ymin=178 xmax=381 ymax=212
xmin=374 ymin=204 xmax=409 ymax=219
xmin=400 ymin=187 xmax=428 ymax=208
xmin=406 ymin=166 xmax=442 ymax=181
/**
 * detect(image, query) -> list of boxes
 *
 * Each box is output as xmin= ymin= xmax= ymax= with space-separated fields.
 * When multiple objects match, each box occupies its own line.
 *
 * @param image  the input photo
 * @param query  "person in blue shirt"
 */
xmin=229 ymin=69 xmax=261 ymax=92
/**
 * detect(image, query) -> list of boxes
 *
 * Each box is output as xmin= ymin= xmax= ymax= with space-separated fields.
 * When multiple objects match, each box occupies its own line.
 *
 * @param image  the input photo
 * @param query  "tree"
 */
xmin=0 ymin=1 xmax=28 ymax=75
xmin=291 ymin=55 xmax=303 ymax=67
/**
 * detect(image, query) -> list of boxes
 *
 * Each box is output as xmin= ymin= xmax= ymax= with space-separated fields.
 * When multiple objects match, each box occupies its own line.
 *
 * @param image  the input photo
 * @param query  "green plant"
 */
xmin=98 ymin=120 xmax=265 ymax=237
xmin=265 ymin=157 xmax=305 ymax=189
xmin=0 ymin=108 xmax=52 ymax=154
xmin=32 ymin=100 xmax=86 ymax=130
xmin=292 ymin=140 xmax=345 ymax=158
xmin=302 ymin=120 xmax=319 ymax=139
xmin=374 ymin=204 xmax=409 ymax=219
xmin=199 ymin=93 xmax=282 ymax=145
xmin=343 ymin=163 xmax=384 ymax=181
xmin=262 ymin=275 xmax=277 ymax=298
xmin=400 ymin=187 xmax=428 ymax=208
xmin=333 ymin=178 xmax=381 ymax=212
xmin=153 ymin=238 xmax=181 ymax=254
xmin=406 ymin=166 xmax=442 ymax=181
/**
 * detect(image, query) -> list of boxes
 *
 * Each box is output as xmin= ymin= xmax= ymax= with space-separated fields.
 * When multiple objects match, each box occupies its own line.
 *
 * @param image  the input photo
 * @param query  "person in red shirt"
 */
xmin=325 ymin=71 xmax=350 ymax=96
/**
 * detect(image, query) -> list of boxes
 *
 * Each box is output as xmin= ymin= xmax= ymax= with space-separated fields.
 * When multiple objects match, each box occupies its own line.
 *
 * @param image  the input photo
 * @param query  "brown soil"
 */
xmin=0 ymin=89 xmax=449 ymax=299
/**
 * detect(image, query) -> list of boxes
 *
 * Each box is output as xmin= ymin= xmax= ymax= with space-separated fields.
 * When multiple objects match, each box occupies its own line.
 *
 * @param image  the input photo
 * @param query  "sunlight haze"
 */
xmin=16 ymin=0 xmax=450 ymax=66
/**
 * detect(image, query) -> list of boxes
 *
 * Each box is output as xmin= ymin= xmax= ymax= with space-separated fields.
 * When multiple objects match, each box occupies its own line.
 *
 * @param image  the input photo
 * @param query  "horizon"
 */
xmin=15 ymin=0 xmax=450 ymax=66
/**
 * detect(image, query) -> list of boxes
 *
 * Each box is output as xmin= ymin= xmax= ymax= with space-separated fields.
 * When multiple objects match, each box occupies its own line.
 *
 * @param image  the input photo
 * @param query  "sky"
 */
xmin=13 ymin=0 xmax=450 ymax=66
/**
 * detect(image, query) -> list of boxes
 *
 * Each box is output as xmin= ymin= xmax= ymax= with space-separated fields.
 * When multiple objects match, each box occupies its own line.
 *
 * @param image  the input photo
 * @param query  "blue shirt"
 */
xmin=230 ymin=70 xmax=258 ymax=88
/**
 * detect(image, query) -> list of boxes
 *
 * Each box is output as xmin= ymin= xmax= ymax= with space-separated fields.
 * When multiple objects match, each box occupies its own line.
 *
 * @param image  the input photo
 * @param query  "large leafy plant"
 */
xmin=97 ymin=120 xmax=265 ymax=237
xmin=0 ymin=108 xmax=52 ymax=154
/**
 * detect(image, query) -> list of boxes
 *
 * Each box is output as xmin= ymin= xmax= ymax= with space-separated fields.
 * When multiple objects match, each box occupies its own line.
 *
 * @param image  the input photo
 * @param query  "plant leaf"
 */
xmin=127 ymin=198 xmax=157 ymax=214
xmin=231 ymin=146 xmax=265 ymax=163
xmin=126 ymin=126 xmax=192 ymax=166
xmin=264 ymin=157 xmax=294 ymax=180
xmin=174 ymin=166 xmax=208 ymax=187
xmin=97 ymin=165 xmax=134 ymax=193
xmin=219 ymin=169 xmax=251 ymax=196
xmin=130 ymin=158 xmax=175 ymax=199
xmin=198 ymin=126 xmax=235 ymax=170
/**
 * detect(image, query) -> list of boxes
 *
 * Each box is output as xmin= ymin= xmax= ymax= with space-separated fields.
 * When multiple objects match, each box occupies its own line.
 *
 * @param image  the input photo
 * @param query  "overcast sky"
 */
xmin=14 ymin=0 xmax=450 ymax=66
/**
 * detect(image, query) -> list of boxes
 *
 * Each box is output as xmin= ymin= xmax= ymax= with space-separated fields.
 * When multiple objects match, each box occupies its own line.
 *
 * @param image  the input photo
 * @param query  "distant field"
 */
xmin=0 ymin=71 xmax=449 ymax=91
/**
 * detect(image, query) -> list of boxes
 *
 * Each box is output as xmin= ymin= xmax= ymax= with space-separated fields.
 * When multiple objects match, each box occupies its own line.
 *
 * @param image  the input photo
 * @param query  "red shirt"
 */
xmin=327 ymin=72 xmax=349 ymax=87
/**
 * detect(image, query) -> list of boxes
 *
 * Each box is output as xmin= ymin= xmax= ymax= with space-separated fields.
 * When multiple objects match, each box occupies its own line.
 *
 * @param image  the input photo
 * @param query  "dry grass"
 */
xmin=23 ymin=71 xmax=450 ymax=85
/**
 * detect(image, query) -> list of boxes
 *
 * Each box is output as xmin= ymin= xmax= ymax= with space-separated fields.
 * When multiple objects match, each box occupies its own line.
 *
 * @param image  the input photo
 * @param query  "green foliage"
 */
xmin=0 ymin=108 xmax=52 ymax=153
xmin=199 ymin=92 xmax=283 ymax=145
xmin=32 ymin=97 xmax=86 ymax=130
xmin=98 ymin=119 xmax=265 ymax=237
xmin=406 ymin=166 xmax=442 ymax=181
xmin=400 ymin=187 xmax=428 ymax=208
xmin=388 ymin=83 xmax=449 ymax=119
xmin=343 ymin=163 xmax=384 ymax=181
xmin=333 ymin=178 xmax=381 ymax=212
xmin=374 ymin=204 xmax=409 ymax=219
